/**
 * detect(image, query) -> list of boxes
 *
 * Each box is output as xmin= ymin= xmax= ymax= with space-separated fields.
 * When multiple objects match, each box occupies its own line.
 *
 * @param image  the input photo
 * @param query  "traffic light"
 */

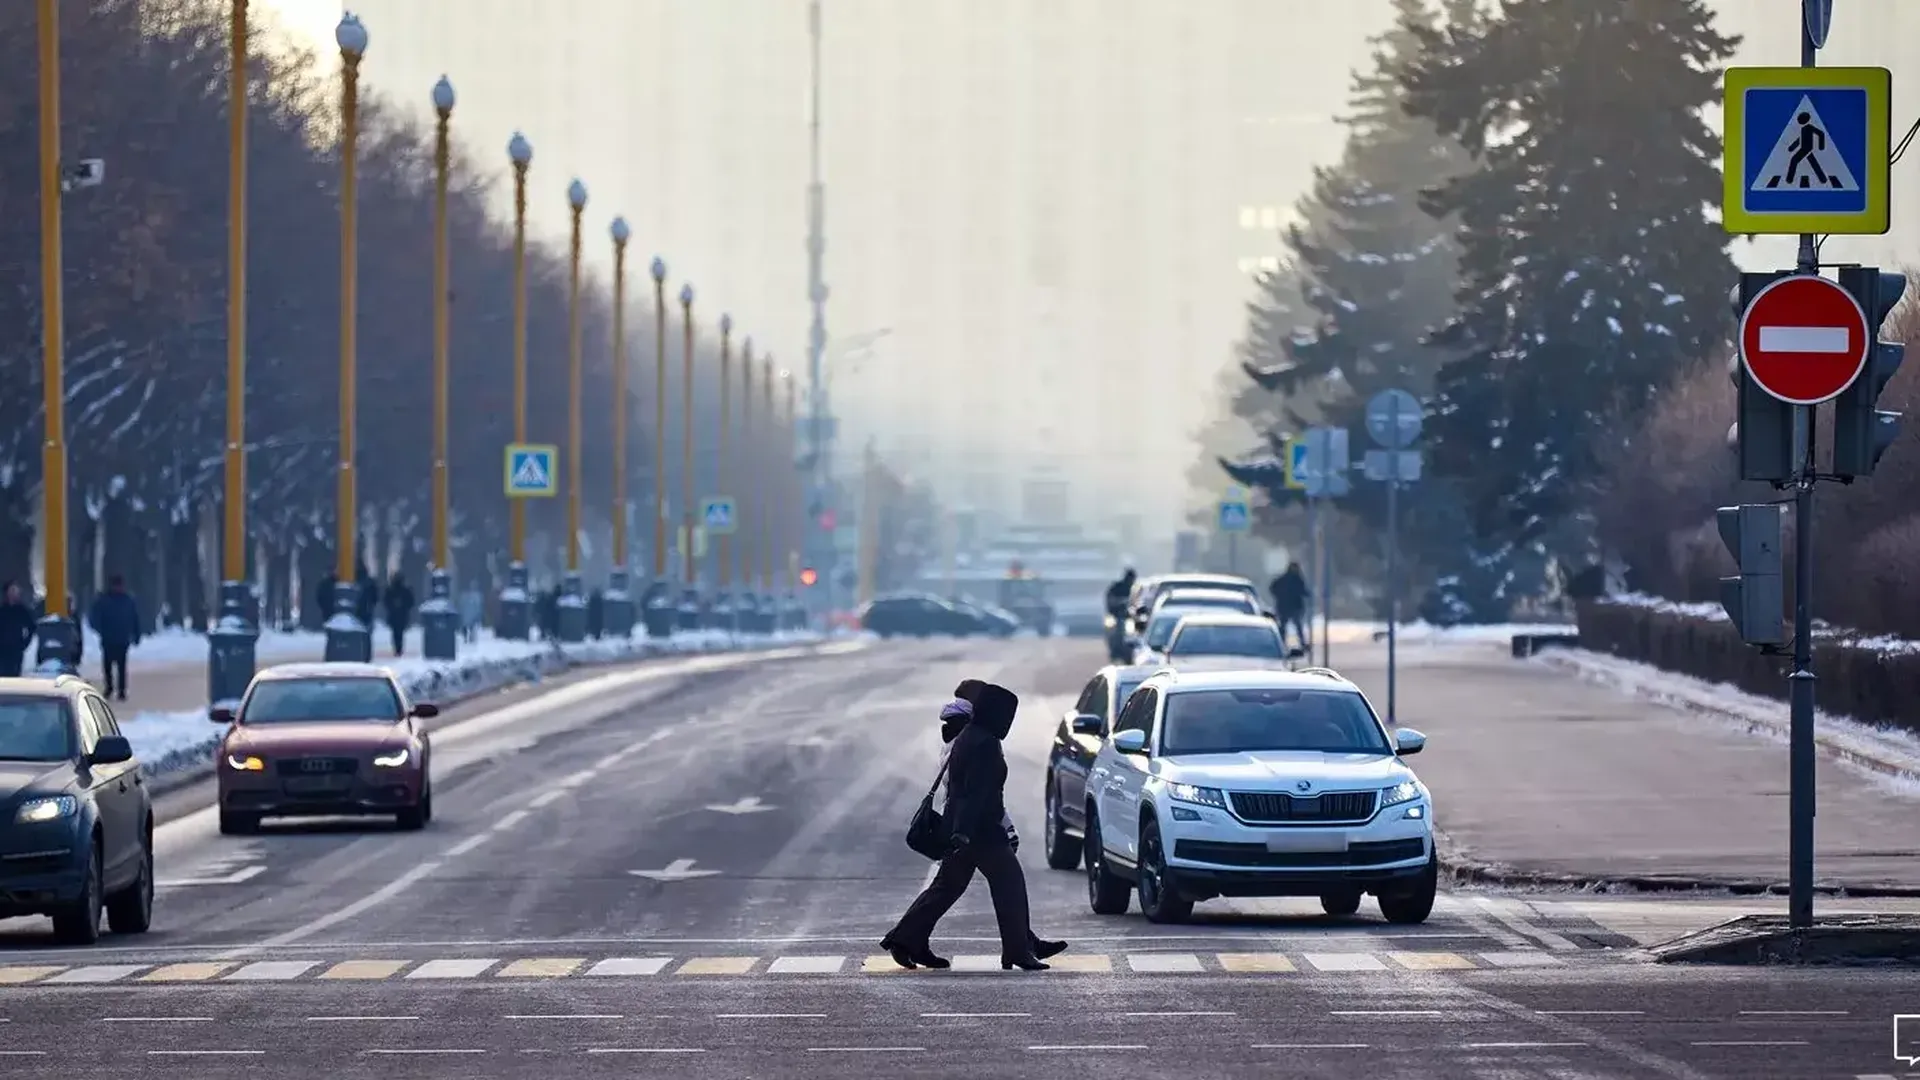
xmin=799 ymin=567 xmax=819 ymax=587
xmin=1833 ymin=267 xmax=1908 ymax=479
xmin=1715 ymin=503 xmax=1786 ymax=648
xmin=1729 ymin=272 xmax=1796 ymax=484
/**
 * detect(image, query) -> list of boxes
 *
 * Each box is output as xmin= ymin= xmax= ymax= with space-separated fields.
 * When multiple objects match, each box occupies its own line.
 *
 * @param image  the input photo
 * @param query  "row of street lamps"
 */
xmin=28 ymin=1 xmax=805 ymax=701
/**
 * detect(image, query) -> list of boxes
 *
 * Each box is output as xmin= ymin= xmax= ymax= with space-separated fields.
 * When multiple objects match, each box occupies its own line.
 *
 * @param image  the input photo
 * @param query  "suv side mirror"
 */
xmin=1070 ymin=713 xmax=1102 ymax=736
xmin=209 ymin=706 xmax=235 ymax=725
xmin=89 ymin=734 xmax=134 ymax=766
xmin=1112 ymin=729 xmax=1148 ymax=755
xmin=1395 ymin=728 xmax=1427 ymax=756
xmin=411 ymin=702 xmax=440 ymax=719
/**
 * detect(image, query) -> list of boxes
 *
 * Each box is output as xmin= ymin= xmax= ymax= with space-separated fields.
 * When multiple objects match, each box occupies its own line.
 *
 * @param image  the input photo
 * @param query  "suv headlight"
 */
xmin=1167 ymin=783 xmax=1228 ymax=809
xmin=15 ymin=795 xmax=78 ymax=824
xmin=373 ymin=748 xmax=410 ymax=768
xmin=1380 ymin=780 xmax=1423 ymax=808
xmin=227 ymin=754 xmax=265 ymax=771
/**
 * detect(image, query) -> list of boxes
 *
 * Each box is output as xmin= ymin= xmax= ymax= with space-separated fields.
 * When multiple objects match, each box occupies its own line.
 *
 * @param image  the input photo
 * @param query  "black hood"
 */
xmin=969 ymin=683 xmax=1019 ymax=740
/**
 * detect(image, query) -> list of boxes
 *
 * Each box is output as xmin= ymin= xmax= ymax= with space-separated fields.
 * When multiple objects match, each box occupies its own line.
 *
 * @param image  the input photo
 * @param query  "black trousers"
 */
xmin=389 ymin=623 xmax=407 ymax=655
xmin=101 ymin=645 xmax=130 ymax=697
xmin=887 ymin=840 xmax=1033 ymax=958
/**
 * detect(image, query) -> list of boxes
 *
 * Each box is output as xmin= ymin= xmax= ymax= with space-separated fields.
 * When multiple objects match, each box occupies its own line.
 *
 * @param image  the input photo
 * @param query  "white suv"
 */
xmin=1082 ymin=667 xmax=1436 ymax=924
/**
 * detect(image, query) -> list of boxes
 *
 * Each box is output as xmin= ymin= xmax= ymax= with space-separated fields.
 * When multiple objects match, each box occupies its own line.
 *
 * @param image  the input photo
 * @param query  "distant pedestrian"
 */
xmin=86 ymin=575 xmax=142 ymax=701
xmin=315 ymin=571 xmax=340 ymax=622
xmin=536 ymin=587 xmax=561 ymax=642
xmin=458 ymin=583 xmax=484 ymax=643
xmin=382 ymin=572 xmax=415 ymax=656
xmin=354 ymin=561 xmax=379 ymax=629
xmin=0 ymin=581 xmax=35 ymax=678
xmin=586 ymin=589 xmax=605 ymax=639
xmin=1269 ymin=561 xmax=1311 ymax=652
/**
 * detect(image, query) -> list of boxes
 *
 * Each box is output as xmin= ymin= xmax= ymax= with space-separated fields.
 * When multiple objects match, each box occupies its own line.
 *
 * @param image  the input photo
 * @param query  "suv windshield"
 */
xmin=0 ymin=698 xmax=72 ymax=761
xmin=1168 ymin=623 xmax=1284 ymax=659
xmin=1162 ymin=688 xmax=1389 ymax=755
xmin=242 ymin=678 xmax=403 ymax=723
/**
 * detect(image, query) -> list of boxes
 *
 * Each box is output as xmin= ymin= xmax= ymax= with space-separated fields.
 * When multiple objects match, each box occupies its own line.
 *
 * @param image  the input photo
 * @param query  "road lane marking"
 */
xmin=445 ymin=835 xmax=490 ymax=857
xmin=767 ymin=956 xmax=844 ymax=974
xmin=365 ymin=1048 xmax=488 ymax=1055
xmin=860 ymin=955 xmax=912 ymax=973
xmin=496 ymin=958 xmax=583 ymax=978
xmin=585 ymin=1048 xmax=706 ymax=1054
xmin=1539 ymin=1010 xmax=1645 ymax=1016
xmin=675 ymin=956 xmax=756 ymax=975
xmin=528 ymin=790 xmax=565 ymax=809
xmin=1331 ymin=1010 xmax=1444 ymax=1017
xmin=504 ymin=1014 xmax=623 ymax=1020
xmin=147 ymin=1050 xmax=264 ymax=1056
xmin=307 ymin=1016 xmax=419 ymax=1022
xmin=1045 ymin=953 xmax=1112 ymax=972
xmin=806 ymin=1047 xmax=924 ymax=1052
xmin=585 ymin=957 xmax=671 ymax=976
xmin=406 ymin=958 xmax=498 ymax=979
xmin=1029 ymin=1045 xmax=1150 ymax=1051
xmin=224 ymin=861 xmax=442 ymax=954
xmin=1218 ymin=953 xmax=1295 ymax=972
xmin=1126 ymin=953 xmax=1202 ymax=973
xmin=1739 ymin=1010 xmax=1848 ymax=1016
xmin=228 ymin=961 xmax=318 ymax=980
xmin=0 ymin=967 xmax=61 ymax=984
xmin=319 ymin=960 xmax=411 ymax=980
xmin=1253 ymin=1043 xmax=1370 ymax=1049
xmin=1466 ymin=1042 xmax=1590 ymax=1049
xmin=1692 ymin=1041 xmax=1809 ymax=1047
xmin=1305 ymin=953 xmax=1386 ymax=972
xmin=1123 ymin=1011 xmax=1235 ymax=1017
xmin=44 ymin=964 xmax=145 ymax=983
xmin=1390 ymin=951 xmax=1474 ymax=970
xmin=493 ymin=809 xmax=530 ymax=831
xmin=922 ymin=1013 xmax=1031 ymax=1018
xmin=140 ymin=963 xmax=231 ymax=982
xmin=0 ymin=1051 xmax=47 ymax=1056
xmin=103 ymin=1016 xmax=214 ymax=1023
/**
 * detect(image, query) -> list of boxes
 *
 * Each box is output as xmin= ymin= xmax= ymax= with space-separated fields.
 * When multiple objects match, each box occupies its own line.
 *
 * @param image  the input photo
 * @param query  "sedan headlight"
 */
xmin=1167 ymin=783 xmax=1228 ymax=809
xmin=1380 ymin=780 xmax=1423 ymax=808
xmin=226 ymin=754 xmax=265 ymax=772
xmin=372 ymin=748 xmax=410 ymax=768
xmin=15 ymin=795 xmax=77 ymax=824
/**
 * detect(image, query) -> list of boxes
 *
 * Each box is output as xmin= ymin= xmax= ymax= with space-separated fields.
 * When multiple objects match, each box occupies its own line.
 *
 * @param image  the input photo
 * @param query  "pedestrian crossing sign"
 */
xmin=701 ymin=496 xmax=737 ymax=535
xmin=1217 ymin=496 xmax=1251 ymax=534
xmin=1284 ymin=438 xmax=1309 ymax=491
xmin=504 ymin=443 xmax=558 ymax=497
xmin=1722 ymin=66 xmax=1890 ymax=235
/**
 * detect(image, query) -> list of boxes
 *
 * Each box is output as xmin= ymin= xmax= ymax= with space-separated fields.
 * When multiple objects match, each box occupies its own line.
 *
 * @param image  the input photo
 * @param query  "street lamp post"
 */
xmin=323 ymin=11 xmax=371 ymax=663
xmin=604 ymin=216 xmax=636 ymax=638
xmin=782 ymin=369 xmax=803 ymax=630
xmin=556 ymin=178 xmax=589 ymax=642
xmin=713 ymin=315 xmax=734 ymax=632
xmin=497 ymin=131 xmax=534 ymax=639
xmin=31 ymin=0 xmax=78 ymax=671
xmin=759 ymin=357 xmax=775 ymax=631
xmin=420 ymin=74 xmax=460 ymax=661
xmin=737 ymin=340 xmax=757 ymax=632
xmin=676 ymin=283 xmax=699 ymax=630
xmin=643 ymin=256 xmax=673 ymax=637
xmin=209 ymin=0 xmax=260 ymax=699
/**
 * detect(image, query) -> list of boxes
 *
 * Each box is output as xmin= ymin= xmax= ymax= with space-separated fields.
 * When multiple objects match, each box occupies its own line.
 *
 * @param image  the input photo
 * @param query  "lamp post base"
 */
xmin=604 ymin=570 xmax=636 ymax=639
xmin=208 ymin=580 xmax=260 ymax=705
xmin=421 ymin=567 xmax=459 ymax=661
xmin=497 ymin=562 xmax=532 ymax=641
xmin=32 ymin=615 xmax=79 ymax=675
xmin=710 ymin=590 xmax=736 ymax=634
xmin=642 ymin=580 xmax=676 ymax=639
xmin=781 ymin=592 xmax=807 ymax=632
xmin=676 ymin=588 xmax=702 ymax=632
xmin=557 ymin=572 xmax=587 ymax=643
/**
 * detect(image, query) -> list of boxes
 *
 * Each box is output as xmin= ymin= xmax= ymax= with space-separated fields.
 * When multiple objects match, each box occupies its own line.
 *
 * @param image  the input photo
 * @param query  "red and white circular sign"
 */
xmin=1738 ymin=274 xmax=1870 ymax=405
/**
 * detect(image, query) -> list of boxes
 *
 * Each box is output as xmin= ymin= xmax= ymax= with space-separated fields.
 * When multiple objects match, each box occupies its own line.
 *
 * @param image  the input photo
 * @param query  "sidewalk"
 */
xmin=81 ymin=627 xmax=435 ymax=715
xmin=1335 ymin=638 xmax=1920 ymax=892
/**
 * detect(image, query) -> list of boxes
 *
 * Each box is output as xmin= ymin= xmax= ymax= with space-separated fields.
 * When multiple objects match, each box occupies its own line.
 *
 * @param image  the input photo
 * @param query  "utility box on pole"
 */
xmin=1716 ymin=503 xmax=1787 ymax=647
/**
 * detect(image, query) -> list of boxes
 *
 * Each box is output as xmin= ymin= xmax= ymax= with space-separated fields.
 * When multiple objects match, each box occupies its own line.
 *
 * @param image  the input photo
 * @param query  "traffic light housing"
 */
xmin=1729 ymin=272 xmax=1797 ymax=484
xmin=1716 ymin=503 xmax=1786 ymax=647
xmin=1833 ymin=267 xmax=1908 ymax=479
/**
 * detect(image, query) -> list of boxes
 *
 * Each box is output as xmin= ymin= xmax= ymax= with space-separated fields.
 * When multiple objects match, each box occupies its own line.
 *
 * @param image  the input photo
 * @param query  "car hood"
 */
xmin=0 ymin=761 xmax=73 ymax=804
xmin=1156 ymin=751 xmax=1411 ymax=790
xmin=227 ymin=721 xmax=407 ymax=755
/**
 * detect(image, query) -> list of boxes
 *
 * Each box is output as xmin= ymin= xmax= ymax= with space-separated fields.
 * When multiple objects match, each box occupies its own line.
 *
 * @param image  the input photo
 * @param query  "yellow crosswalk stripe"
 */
xmin=860 ymin=954 xmax=907 ymax=973
xmin=1217 ymin=953 xmax=1296 ymax=972
xmin=1044 ymin=953 xmax=1112 ymax=973
xmin=140 ymin=963 xmax=232 ymax=982
xmin=497 ymin=958 xmax=584 ymax=978
xmin=0 ymin=966 xmax=62 ymax=984
xmin=319 ymin=960 xmax=411 ymax=980
xmin=675 ymin=956 xmax=757 ymax=975
xmin=1390 ymin=951 xmax=1475 ymax=970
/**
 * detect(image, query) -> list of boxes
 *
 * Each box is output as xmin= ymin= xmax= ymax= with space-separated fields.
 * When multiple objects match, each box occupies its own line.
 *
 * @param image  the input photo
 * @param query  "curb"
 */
xmin=1532 ymin=648 xmax=1920 ymax=785
xmin=1435 ymin=833 xmax=1920 ymax=899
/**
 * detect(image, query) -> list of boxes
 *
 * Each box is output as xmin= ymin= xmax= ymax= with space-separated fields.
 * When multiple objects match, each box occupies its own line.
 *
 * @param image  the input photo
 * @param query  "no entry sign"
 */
xmin=1738 ymin=273 xmax=1870 ymax=405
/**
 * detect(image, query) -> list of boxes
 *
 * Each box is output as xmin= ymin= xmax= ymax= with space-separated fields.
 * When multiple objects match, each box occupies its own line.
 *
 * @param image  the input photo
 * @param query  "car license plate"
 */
xmin=284 ymin=776 xmax=348 ymax=795
xmin=1264 ymin=831 xmax=1349 ymax=853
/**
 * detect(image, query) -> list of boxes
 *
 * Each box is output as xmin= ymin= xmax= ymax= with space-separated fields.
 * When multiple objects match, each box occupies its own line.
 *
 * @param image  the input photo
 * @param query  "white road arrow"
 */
xmin=705 ymin=796 xmax=774 ymax=815
xmin=629 ymin=859 xmax=721 ymax=882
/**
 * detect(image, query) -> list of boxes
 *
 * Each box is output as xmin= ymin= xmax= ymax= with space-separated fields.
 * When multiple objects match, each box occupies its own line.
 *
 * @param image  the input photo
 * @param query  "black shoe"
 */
xmin=879 ymin=937 xmax=917 ymax=970
xmin=1001 ymin=955 xmax=1049 ymax=971
xmin=1031 ymin=937 xmax=1067 ymax=960
xmin=910 ymin=946 xmax=950 ymax=969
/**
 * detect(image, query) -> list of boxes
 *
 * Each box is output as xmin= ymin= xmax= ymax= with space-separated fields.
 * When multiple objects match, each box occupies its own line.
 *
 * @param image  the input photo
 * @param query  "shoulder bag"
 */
xmin=905 ymin=753 xmax=953 ymax=861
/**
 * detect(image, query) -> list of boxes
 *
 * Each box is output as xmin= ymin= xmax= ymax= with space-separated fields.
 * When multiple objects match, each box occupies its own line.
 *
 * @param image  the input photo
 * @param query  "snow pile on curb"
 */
xmin=1532 ymin=647 xmax=1920 ymax=792
xmin=123 ymin=630 xmax=824 ymax=784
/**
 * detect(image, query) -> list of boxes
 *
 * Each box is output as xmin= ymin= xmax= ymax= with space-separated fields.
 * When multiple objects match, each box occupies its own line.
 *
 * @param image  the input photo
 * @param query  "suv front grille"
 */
xmin=274 ymin=756 xmax=360 ymax=778
xmin=1230 ymin=790 xmax=1376 ymax=824
xmin=1174 ymin=837 xmax=1425 ymax=868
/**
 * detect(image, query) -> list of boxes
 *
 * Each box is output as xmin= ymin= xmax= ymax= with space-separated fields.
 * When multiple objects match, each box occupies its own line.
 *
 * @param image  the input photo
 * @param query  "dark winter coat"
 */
xmin=1270 ymin=569 xmax=1309 ymax=615
xmin=1105 ymin=576 xmax=1134 ymax=618
xmin=0 ymin=602 xmax=35 ymax=661
xmin=383 ymin=581 xmax=416 ymax=628
xmin=87 ymin=589 xmax=142 ymax=649
xmin=944 ymin=682 xmax=1018 ymax=847
xmin=354 ymin=574 xmax=378 ymax=626
xmin=315 ymin=573 xmax=340 ymax=618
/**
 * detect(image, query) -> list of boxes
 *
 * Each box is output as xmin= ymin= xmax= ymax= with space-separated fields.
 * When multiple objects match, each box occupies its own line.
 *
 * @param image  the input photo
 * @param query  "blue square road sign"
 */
xmin=1722 ymin=66 xmax=1890 ymax=235
xmin=504 ymin=443 xmax=558 ymax=497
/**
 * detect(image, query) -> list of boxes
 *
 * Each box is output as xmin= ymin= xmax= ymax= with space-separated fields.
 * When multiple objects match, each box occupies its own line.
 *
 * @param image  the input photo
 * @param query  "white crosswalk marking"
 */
xmin=227 ymin=961 xmax=319 ymax=980
xmin=44 ymin=965 xmax=146 ymax=984
xmin=768 ymin=956 xmax=844 ymax=974
xmin=1126 ymin=953 xmax=1203 ymax=973
xmin=585 ymin=958 xmax=671 ymax=976
xmin=1303 ymin=953 xmax=1387 ymax=972
xmin=406 ymin=959 xmax=498 ymax=979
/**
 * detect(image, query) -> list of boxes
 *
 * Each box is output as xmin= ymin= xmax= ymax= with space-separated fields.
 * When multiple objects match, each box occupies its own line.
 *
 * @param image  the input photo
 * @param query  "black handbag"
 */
xmin=905 ymin=757 xmax=952 ymax=861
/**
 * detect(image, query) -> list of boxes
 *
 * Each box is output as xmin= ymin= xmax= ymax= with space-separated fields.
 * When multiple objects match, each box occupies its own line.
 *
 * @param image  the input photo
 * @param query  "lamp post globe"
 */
xmin=431 ymin=75 xmax=454 ymax=114
xmin=651 ymin=256 xmax=667 ymax=282
xmin=508 ymin=131 xmax=532 ymax=166
xmin=611 ymin=216 xmax=630 ymax=244
xmin=680 ymin=284 xmax=695 ymax=306
xmin=335 ymin=12 xmax=368 ymax=56
xmin=568 ymin=178 xmax=587 ymax=209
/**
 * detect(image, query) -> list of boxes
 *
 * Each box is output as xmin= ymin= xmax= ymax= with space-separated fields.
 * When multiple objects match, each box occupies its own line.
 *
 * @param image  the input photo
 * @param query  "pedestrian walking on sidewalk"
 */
xmin=382 ymin=573 xmax=415 ymax=656
xmin=86 ymin=575 xmax=142 ymax=700
xmin=0 ymin=581 xmax=35 ymax=678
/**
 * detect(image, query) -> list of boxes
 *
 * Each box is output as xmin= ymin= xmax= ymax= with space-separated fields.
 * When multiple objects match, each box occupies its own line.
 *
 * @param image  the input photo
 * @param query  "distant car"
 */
xmin=1043 ymin=663 xmax=1164 ymax=870
xmin=1164 ymin=612 xmax=1290 ymax=662
xmin=1134 ymin=605 xmax=1216 ymax=665
xmin=859 ymin=593 xmax=983 ymax=637
xmin=0 ymin=674 xmax=153 ymax=944
xmin=946 ymin=596 xmax=1019 ymax=637
xmin=1151 ymin=587 xmax=1263 ymax=619
xmin=1082 ymin=666 xmax=1436 ymax=925
xmin=212 ymin=663 xmax=436 ymax=835
xmin=1128 ymin=574 xmax=1259 ymax=631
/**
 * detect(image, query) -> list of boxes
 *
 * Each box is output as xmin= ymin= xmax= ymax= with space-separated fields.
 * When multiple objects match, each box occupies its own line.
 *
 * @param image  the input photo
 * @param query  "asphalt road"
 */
xmin=1 ymin=635 xmax=1915 ymax=1079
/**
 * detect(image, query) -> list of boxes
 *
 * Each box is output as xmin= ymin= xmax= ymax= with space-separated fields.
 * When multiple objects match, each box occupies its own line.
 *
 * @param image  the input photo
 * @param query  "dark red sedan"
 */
xmin=210 ymin=663 xmax=436 ymax=835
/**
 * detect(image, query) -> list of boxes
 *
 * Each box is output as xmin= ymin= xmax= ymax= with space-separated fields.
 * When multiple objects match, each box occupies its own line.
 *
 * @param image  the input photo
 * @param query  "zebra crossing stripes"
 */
xmin=0 ymin=948 xmax=1589 ymax=986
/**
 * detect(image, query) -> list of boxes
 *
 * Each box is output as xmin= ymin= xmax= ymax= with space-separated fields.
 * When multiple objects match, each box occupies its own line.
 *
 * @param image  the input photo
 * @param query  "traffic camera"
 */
xmin=1716 ymin=503 xmax=1786 ymax=648
xmin=1728 ymin=272 xmax=1796 ymax=483
xmin=1832 ymin=267 xmax=1908 ymax=478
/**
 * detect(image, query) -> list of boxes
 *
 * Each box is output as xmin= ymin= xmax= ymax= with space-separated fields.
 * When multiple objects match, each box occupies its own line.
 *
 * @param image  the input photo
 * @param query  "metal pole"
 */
xmin=1227 ymin=531 xmax=1238 ymax=577
xmin=335 ymin=39 xmax=361 ymax=588
xmin=431 ymin=87 xmax=453 ymax=573
xmin=741 ymin=344 xmax=754 ymax=604
xmin=718 ymin=321 xmax=734 ymax=597
xmin=565 ymin=185 xmax=585 ymax=575
xmin=1305 ymin=495 xmax=1318 ymax=660
xmin=680 ymin=289 xmax=696 ymax=592
xmin=762 ymin=359 xmax=775 ymax=594
xmin=223 ymin=0 xmax=249 ymax=589
xmin=37 ymin=0 xmax=69 ymax=636
xmin=1386 ymin=441 xmax=1400 ymax=728
xmin=1319 ymin=501 xmax=1332 ymax=668
xmin=652 ymin=262 xmax=668 ymax=581
xmin=610 ymin=224 xmax=629 ymax=569
xmin=786 ymin=374 xmax=798 ymax=593
xmin=805 ymin=0 xmax=829 ymax=621
xmin=1787 ymin=0 xmax=1820 ymax=932
xmin=508 ymin=143 xmax=530 ymax=564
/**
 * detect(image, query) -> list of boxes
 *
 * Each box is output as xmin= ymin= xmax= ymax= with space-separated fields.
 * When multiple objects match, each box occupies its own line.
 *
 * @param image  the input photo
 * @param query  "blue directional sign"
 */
xmin=1217 ymin=489 xmax=1251 ymax=533
xmin=503 ymin=443 xmax=557 ymax=497
xmin=1722 ymin=66 xmax=1891 ymax=235
xmin=1285 ymin=438 xmax=1309 ymax=491
xmin=701 ymin=496 xmax=737 ymax=535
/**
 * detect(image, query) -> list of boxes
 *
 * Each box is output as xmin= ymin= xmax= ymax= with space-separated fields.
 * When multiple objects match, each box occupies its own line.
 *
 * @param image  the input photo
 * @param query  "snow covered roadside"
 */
xmin=90 ymin=625 xmax=329 ymax=668
xmin=1316 ymin=618 xmax=1575 ymax=644
xmin=1531 ymin=647 xmax=1920 ymax=791
xmin=120 ymin=629 xmax=825 ymax=788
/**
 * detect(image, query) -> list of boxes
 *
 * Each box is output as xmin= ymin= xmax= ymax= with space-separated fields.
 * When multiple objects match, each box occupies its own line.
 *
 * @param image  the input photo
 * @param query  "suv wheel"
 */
xmin=52 ymin=847 xmax=103 ymax=945
xmin=1377 ymin=855 xmax=1439 ymax=925
xmin=1319 ymin=889 xmax=1363 ymax=917
xmin=1084 ymin=810 xmax=1131 ymax=915
xmin=1043 ymin=778 xmax=1082 ymax=870
xmin=397 ymin=779 xmax=432 ymax=830
xmin=105 ymin=829 xmax=154 ymax=934
xmin=1136 ymin=823 xmax=1193 ymax=924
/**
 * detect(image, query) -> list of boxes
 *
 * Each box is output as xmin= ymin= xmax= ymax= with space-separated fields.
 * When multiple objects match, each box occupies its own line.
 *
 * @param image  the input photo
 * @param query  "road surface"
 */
xmin=0 ymin=636 xmax=1913 ymax=1079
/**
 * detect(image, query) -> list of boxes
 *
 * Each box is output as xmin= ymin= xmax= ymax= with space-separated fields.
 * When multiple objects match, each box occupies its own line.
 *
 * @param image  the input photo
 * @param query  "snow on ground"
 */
xmin=119 ymin=629 xmax=824 ymax=783
xmin=1314 ymin=618 xmax=1574 ymax=644
xmin=1532 ymin=647 xmax=1920 ymax=797
xmin=1594 ymin=593 xmax=1920 ymax=656
xmin=89 ymin=625 xmax=327 ymax=667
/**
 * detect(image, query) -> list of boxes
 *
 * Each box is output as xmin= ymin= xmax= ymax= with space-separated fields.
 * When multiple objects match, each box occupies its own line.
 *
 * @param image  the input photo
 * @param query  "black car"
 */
xmin=859 ymin=592 xmax=983 ymax=637
xmin=946 ymin=596 xmax=1019 ymax=637
xmin=1041 ymin=662 xmax=1164 ymax=871
xmin=0 ymin=674 xmax=154 ymax=944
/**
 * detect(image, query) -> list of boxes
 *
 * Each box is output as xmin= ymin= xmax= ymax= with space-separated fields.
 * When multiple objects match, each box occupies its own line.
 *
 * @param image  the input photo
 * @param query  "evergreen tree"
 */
xmin=1399 ymin=0 xmax=1739 ymax=583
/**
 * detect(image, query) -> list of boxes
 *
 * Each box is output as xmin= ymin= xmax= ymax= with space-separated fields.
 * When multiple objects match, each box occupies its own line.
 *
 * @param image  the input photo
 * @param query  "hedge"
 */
xmin=1574 ymin=599 xmax=1920 ymax=737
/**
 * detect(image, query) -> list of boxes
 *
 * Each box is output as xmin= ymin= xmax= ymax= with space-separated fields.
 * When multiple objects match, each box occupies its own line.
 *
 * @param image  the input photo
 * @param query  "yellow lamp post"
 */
xmin=323 ymin=11 xmax=371 ymax=663
xmin=420 ymin=74 xmax=459 ymax=660
xmin=557 ymin=178 xmax=588 ymax=642
xmin=209 ymin=0 xmax=259 ymax=696
xmin=499 ymin=131 xmax=533 ymax=639
xmin=649 ymin=258 xmax=669 ymax=610
xmin=677 ymin=283 xmax=696 ymax=623
xmin=606 ymin=216 xmax=635 ymax=636
xmin=32 ymin=0 xmax=77 ymax=668
xmin=760 ymin=357 xmax=775 ymax=600
xmin=738 ymin=339 xmax=754 ymax=625
xmin=715 ymin=314 xmax=733 ymax=622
